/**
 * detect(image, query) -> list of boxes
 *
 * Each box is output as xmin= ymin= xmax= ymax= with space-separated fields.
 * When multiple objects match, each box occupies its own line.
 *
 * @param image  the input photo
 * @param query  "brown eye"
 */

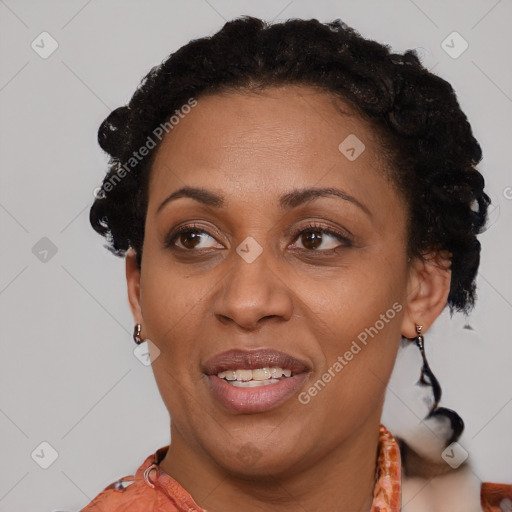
xmin=290 ymin=224 xmax=353 ymax=252
xmin=300 ymin=231 xmax=323 ymax=250
xmin=165 ymin=226 xmax=223 ymax=251
xmin=179 ymin=230 xmax=203 ymax=249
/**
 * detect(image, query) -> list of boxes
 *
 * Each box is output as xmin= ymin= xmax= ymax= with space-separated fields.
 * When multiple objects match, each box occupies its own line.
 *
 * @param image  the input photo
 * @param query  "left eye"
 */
xmin=290 ymin=227 xmax=351 ymax=251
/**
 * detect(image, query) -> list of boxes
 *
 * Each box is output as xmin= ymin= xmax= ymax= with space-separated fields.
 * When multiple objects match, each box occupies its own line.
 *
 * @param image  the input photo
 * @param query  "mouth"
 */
xmin=217 ymin=366 xmax=294 ymax=387
xmin=202 ymin=349 xmax=310 ymax=413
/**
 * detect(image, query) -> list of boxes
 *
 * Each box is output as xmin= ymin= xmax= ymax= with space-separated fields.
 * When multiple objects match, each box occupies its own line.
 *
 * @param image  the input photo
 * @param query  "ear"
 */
xmin=401 ymin=251 xmax=452 ymax=338
xmin=126 ymin=248 xmax=143 ymax=325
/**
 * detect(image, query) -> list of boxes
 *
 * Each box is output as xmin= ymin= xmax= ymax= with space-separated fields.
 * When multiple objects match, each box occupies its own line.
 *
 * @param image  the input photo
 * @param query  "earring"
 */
xmin=412 ymin=324 xmax=465 ymax=445
xmin=414 ymin=325 xmax=441 ymax=412
xmin=133 ymin=323 xmax=144 ymax=345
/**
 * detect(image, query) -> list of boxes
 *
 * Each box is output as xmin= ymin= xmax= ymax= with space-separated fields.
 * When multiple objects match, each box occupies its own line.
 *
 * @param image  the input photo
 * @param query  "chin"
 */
xmin=208 ymin=435 xmax=307 ymax=480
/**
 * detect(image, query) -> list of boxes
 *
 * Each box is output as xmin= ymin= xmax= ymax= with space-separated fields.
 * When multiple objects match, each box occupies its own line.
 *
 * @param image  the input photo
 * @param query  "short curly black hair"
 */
xmin=90 ymin=16 xmax=489 ymax=315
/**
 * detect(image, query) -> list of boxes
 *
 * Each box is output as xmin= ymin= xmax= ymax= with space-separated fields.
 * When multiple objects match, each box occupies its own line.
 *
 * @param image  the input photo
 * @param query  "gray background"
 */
xmin=0 ymin=0 xmax=510 ymax=510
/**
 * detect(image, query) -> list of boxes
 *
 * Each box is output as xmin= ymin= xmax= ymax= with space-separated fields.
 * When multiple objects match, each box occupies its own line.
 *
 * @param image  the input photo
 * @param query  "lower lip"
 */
xmin=206 ymin=373 xmax=308 ymax=413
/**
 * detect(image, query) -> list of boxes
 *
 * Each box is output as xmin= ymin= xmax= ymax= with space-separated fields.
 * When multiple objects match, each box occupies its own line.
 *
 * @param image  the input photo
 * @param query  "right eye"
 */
xmin=165 ymin=224 xmax=224 ymax=251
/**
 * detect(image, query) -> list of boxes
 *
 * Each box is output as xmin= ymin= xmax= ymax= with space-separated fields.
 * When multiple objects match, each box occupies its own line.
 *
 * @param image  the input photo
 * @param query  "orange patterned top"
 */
xmin=81 ymin=424 xmax=511 ymax=511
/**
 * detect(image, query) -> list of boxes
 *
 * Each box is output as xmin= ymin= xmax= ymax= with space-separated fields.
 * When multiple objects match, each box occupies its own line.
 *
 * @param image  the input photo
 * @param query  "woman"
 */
xmin=84 ymin=16 xmax=511 ymax=511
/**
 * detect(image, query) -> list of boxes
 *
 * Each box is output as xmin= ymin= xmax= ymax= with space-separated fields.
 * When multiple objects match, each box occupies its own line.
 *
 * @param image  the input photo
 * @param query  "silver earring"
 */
xmin=133 ymin=323 xmax=144 ymax=345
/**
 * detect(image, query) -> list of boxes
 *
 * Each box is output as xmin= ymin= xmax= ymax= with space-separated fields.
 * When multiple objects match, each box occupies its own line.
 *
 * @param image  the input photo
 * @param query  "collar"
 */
xmin=137 ymin=423 xmax=402 ymax=511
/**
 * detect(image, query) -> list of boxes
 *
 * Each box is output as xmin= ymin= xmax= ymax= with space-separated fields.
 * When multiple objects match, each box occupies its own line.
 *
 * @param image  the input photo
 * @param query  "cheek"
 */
xmin=301 ymin=254 xmax=406 ymax=344
xmin=305 ymin=312 xmax=402 ymax=435
xmin=138 ymin=264 xmax=207 ymax=404
xmin=140 ymin=257 xmax=203 ymax=337
xmin=299 ymin=257 xmax=405 ymax=404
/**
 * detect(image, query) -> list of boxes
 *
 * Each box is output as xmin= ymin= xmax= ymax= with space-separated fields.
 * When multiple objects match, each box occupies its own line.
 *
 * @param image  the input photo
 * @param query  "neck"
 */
xmin=159 ymin=415 xmax=382 ymax=512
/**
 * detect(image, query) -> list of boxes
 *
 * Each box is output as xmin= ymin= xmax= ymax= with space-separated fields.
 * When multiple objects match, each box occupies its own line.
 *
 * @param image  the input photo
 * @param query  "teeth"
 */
xmin=217 ymin=366 xmax=293 ymax=381
xmin=270 ymin=367 xmax=282 ymax=378
xmin=235 ymin=369 xmax=253 ymax=381
xmin=252 ymin=368 xmax=271 ymax=380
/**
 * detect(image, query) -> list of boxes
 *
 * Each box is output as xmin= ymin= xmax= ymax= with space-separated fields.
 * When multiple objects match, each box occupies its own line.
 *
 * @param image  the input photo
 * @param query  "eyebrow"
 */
xmin=156 ymin=185 xmax=371 ymax=217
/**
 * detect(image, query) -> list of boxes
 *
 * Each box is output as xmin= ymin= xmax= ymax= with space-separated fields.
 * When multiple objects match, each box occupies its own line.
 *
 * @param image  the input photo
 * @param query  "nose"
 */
xmin=213 ymin=246 xmax=294 ymax=331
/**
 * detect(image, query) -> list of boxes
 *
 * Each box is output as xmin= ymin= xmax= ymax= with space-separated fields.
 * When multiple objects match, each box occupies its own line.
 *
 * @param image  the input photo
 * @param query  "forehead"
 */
xmin=147 ymin=85 xmax=394 ymax=213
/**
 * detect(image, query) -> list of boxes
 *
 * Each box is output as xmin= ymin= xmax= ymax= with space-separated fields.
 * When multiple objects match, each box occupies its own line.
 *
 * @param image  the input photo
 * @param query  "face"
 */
xmin=128 ymin=85 xmax=420 ymax=478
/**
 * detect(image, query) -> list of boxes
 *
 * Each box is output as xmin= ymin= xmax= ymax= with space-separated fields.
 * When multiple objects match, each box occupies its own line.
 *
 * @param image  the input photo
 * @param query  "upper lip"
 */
xmin=202 ymin=348 xmax=310 ymax=375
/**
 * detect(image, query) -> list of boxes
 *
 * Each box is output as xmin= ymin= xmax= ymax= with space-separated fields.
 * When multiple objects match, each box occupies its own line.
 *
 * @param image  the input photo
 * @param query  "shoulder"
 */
xmin=80 ymin=474 xmax=183 ymax=512
xmin=80 ymin=446 xmax=181 ymax=512
xmin=80 ymin=475 xmax=159 ymax=511
xmin=481 ymin=481 xmax=512 ymax=512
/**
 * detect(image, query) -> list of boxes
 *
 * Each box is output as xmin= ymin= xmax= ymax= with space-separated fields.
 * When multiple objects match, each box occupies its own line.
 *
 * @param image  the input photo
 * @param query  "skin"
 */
xmin=126 ymin=85 xmax=451 ymax=511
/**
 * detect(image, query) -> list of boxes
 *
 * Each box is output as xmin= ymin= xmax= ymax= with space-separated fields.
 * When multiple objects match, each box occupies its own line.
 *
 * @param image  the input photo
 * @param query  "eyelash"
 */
xmin=164 ymin=222 xmax=353 ymax=253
